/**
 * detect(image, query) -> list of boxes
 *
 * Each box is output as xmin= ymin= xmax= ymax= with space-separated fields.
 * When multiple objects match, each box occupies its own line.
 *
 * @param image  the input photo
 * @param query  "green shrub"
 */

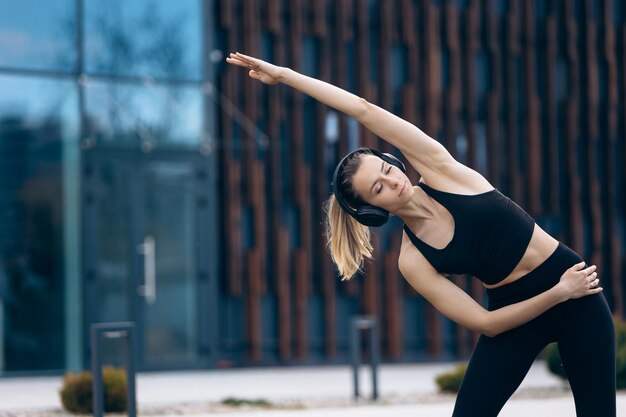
xmin=221 ymin=397 xmax=272 ymax=408
xmin=60 ymin=367 xmax=128 ymax=414
xmin=435 ymin=363 xmax=468 ymax=393
xmin=546 ymin=317 xmax=626 ymax=389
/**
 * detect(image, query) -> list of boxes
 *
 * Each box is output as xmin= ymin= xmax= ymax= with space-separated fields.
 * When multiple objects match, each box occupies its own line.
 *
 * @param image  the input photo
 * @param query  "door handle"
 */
xmin=137 ymin=235 xmax=156 ymax=304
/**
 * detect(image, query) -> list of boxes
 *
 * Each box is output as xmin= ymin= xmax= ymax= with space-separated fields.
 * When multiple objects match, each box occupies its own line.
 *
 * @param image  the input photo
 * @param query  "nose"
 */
xmin=384 ymin=175 xmax=399 ymax=189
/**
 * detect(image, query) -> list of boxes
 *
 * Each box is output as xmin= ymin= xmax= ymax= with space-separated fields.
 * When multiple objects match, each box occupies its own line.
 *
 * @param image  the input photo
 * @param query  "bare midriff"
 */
xmin=483 ymin=223 xmax=560 ymax=289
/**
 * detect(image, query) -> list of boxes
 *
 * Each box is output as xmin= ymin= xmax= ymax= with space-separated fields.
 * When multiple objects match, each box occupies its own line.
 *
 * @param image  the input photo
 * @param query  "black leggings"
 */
xmin=452 ymin=242 xmax=616 ymax=417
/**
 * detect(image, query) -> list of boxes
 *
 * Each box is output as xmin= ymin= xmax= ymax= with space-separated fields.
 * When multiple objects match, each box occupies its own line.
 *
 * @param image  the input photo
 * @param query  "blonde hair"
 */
xmin=324 ymin=150 xmax=374 ymax=280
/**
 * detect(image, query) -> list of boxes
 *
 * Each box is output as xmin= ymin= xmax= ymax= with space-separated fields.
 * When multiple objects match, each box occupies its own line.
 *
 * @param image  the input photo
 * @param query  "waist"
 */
xmin=483 ymin=224 xmax=558 ymax=289
xmin=486 ymin=242 xmax=584 ymax=310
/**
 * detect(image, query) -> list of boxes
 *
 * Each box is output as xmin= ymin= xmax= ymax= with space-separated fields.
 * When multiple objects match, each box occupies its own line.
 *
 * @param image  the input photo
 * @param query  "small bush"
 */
xmin=546 ymin=317 xmax=626 ymax=389
xmin=435 ymin=363 xmax=468 ymax=393
xmin=221 ymin=397 xmax=272 ymax=408
xmin=60 ymin=367 xmax=127 ymax=414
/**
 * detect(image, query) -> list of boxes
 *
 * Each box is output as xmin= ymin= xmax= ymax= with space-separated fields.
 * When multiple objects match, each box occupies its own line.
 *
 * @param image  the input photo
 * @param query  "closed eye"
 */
xmin=375 ymin=165 xmax=393 ymax=194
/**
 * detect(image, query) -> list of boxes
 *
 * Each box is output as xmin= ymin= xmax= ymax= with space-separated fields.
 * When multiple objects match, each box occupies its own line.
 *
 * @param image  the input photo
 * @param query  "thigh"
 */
xmin=557 ymin=293 xmax=616 ymax=417
xmin=452 ymin=327 xmax=547 ymax=417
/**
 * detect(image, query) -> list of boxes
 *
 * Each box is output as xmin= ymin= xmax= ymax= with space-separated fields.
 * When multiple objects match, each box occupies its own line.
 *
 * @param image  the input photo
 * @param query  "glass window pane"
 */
xmin=0 ymin=75 xmax=79 ymax=372
xmin=84 ymin=80 xmax=203 ymax=148
xmin=84 ymin=0 xmax=202 ymax=80
xmin=0 ymin=0 xmax=77 ymax=71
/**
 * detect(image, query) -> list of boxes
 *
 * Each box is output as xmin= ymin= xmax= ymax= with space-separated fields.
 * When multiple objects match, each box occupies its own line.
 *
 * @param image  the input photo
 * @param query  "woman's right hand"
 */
xmin=557 ymin=261 xmax=602 ymax=300
xmin=226 ymin=52 xmax=284 ymax=85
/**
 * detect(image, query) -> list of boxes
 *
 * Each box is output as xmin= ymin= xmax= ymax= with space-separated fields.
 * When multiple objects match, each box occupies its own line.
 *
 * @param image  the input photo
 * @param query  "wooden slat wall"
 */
xmin=216 ymin=0 xmax=626 ymax=365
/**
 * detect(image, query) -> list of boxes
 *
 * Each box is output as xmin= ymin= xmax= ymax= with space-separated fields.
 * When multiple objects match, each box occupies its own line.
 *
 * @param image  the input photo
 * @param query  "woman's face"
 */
xmin=350 ymin=154 xmax=414 ymax=212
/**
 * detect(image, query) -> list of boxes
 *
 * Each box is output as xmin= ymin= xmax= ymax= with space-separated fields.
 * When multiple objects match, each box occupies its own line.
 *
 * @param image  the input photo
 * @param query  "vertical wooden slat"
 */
xmin=522 ymin=0 xmax=542 ymax=214
xmin=504 ymin=0 xmax=523 ymax=203
xmin=544 ymin=4 xmax=560 ymax=214
xmin=602 ymin=0 xmax=623 ymax=318
xmin=464 ymin=0 xmax=480 ymax=169
xmin=443 ymin=2 xmax=460 ymax=157
xmin=485 ymin=0 xmax=502 ymax=187
xmin=564 ymin=0 xmax=584 ymax=254
xmin=385 ymin=237 xmax=403 ymax=358
xmin=246 ymin=249 xmax=262 ymax=361
xmin=582 ymin=0 xmax=603 ymax=278
xmin=620 ymin=26 xmax=626 ymax=318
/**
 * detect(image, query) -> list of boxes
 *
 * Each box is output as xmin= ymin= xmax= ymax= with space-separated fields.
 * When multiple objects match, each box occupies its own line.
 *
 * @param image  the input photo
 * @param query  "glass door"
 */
xmin=84 ymin=149 xmax=215 ymax=370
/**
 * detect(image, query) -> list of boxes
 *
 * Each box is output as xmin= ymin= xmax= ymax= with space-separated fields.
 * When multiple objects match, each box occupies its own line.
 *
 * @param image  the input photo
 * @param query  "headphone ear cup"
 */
xmin=355 ymin=205 xmax=389 ymax=227
xmin=382 ymin=153 xmax=406 ymax=173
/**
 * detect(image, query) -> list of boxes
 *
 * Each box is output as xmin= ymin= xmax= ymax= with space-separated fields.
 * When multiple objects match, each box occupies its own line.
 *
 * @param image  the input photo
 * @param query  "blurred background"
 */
xmin=0 ymin=0 xmax=624 ymax=377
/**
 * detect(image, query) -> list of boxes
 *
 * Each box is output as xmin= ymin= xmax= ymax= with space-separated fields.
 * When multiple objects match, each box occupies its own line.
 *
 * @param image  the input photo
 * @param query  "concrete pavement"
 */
xmin=0 ymin=361 xmax=624 ymax=416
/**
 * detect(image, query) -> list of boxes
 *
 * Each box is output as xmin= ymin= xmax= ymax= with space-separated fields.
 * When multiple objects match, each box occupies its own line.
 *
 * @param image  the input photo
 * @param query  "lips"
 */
xmin=399 ymin=181 xmax=406 ymax=197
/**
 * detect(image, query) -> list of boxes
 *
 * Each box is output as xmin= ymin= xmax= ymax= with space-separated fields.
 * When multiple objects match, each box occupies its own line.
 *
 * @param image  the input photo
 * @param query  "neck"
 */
xmin=394 ymin=185 xmax=437 ymax=228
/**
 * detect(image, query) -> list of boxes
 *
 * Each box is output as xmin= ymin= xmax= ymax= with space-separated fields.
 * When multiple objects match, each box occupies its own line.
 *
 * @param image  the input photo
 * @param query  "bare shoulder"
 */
xmin=399 ymin=232 xmax=435 ymax=277
xmin=399 ymin=232 xmax=449 ymax=296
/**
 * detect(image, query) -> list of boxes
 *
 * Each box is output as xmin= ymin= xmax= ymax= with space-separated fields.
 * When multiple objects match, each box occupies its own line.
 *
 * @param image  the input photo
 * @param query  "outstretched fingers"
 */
xmin=227 ymin=52 xmax=258 ymax=68
xmin=226 ymin=54 xmax=249 ymax=68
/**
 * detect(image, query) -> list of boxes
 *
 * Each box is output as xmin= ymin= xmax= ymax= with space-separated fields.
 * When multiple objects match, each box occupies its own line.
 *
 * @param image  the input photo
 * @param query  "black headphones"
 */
xmin=332 ymin=148 xmax=407 ymax=227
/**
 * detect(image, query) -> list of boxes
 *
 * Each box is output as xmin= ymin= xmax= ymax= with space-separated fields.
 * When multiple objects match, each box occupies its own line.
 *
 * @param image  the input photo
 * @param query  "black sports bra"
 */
xmin=403 ymin=182 xmax=535 ymax=285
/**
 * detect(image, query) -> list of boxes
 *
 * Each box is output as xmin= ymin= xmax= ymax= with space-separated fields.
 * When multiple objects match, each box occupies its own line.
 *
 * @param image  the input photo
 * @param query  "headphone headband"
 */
xmin=331 ymin=148 xmax=406 ymax=227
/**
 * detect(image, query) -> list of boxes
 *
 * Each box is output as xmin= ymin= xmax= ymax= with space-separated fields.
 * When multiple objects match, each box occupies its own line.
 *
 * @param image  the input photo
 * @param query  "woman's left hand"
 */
xmin=226 ymin=52 xmax=284 ymax=85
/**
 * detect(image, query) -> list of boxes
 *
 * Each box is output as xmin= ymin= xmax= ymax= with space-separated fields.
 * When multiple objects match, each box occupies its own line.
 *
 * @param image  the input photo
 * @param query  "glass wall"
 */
xmin=83 ymin=0 xmax=202 ymax=80
xmin=0 ymin=0 xmax=206 ymax=374
xmin=0 ymin=0 xmax=77 ymax=72
xmin=0 ymin=75 xmax=79 ymax=372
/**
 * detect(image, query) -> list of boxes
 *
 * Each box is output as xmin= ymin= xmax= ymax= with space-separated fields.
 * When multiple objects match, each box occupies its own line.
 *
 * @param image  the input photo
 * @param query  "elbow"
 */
xmin=482 ymin=327 xmax=499 ymax=338
xmin=480 ymin=314 xmax=499 ymax=338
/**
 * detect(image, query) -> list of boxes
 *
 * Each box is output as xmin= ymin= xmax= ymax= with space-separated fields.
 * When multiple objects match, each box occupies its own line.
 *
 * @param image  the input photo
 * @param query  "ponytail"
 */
xmin=324 ymin=195 xmax=373 ymax=280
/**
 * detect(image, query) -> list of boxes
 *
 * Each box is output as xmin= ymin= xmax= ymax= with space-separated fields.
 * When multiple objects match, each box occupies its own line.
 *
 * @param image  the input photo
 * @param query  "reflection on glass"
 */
xmin=0 ymin=0 xmax=76 ymax=71
xmin=84 ymin=0 xmax=202 ymax=80
xmin=143 ymin=161 xmax=198 ymax=364
xmin=92 ymin=159 xmax=132 ymax=324
xmin=0 ymin=75 xmax=78 ymax=372
xmin=84 ymin=80 xmax=203 ymax=148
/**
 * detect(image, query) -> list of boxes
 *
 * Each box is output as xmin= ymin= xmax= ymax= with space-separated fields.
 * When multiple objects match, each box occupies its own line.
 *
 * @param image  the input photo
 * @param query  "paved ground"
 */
xmin=1 ymin=361 xmax=624 ymax=416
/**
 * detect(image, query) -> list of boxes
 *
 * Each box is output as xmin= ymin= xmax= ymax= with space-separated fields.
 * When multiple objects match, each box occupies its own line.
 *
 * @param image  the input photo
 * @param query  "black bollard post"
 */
xmin=350 ymin=316 xmax=380 ymax=400
xmin=91 ymin=322 xmax=137 ymax=417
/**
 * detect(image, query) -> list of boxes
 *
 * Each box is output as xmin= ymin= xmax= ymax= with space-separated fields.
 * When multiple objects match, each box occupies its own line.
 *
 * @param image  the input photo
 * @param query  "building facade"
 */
xmin=0 ymin=0 xmax=624 ymax=375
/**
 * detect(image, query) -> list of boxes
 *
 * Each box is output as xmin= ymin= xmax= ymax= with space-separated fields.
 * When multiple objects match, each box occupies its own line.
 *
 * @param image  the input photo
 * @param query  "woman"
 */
xmin=226 ymin=52 xmax=616 ymax=416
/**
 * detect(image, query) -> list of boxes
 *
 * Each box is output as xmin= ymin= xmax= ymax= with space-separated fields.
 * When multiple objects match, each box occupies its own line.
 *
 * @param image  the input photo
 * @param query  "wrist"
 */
xmin=552 ymin=282 xmax=569 ymax=303
xmin=277 ymin=66 xmax=290 ymax=83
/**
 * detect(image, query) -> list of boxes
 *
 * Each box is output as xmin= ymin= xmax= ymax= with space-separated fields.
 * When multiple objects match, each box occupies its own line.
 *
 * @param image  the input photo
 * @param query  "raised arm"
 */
xmin=226 ymin=52 xmax=459 ymax=181
xmin=398 ymin=240 xmax=601 ymax=337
